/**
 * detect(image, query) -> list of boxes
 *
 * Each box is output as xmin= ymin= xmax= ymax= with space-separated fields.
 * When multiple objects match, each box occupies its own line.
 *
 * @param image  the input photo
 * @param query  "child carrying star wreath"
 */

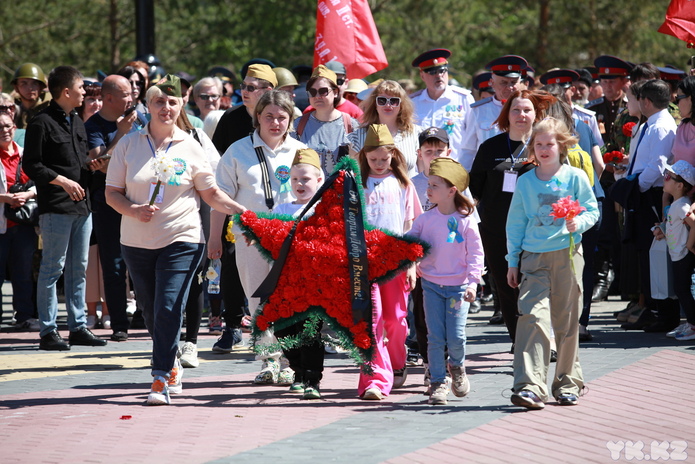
xmin=237 ymin=149 xmax=428 ymax=401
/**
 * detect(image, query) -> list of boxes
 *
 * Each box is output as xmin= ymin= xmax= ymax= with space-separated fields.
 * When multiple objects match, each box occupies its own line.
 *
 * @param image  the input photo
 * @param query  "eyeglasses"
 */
xmin=425 ymin=66 xmax=448 ymax=76
xmin=376 ymin=96 xmax=401 ymax=107
xmin=199 ymin=94 xmax=220 ymax=101
xmin=676 ymin=94 xmax=690 ymax=101
xmin=0 ymin=105 xmax=14 ymax=114
xmin=240 ymin=83 xmax=269 ymax=93
xmin=307 ymin=87 xmax=332 ymax=98
xmin=664 ymin=172 xmax=685 ymax=183
xmin=336 ymin=78 xmax=346 ymax=86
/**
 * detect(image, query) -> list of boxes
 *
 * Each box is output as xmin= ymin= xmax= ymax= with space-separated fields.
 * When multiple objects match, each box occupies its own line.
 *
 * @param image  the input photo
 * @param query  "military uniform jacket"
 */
xmin=586 ymin=95 xmax=628 ymax=146
xmin=411 ymin=85 xmax=474 ymax=168
xmin=459 ymin=96 xmax=505 ymax=170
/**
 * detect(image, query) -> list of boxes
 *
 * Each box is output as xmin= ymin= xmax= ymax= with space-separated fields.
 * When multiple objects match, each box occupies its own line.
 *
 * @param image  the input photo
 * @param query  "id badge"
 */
xmin=502 ymin=170 xmax=518 ymax=193
xmin=149 ymin=182 xmax=165 ymax=204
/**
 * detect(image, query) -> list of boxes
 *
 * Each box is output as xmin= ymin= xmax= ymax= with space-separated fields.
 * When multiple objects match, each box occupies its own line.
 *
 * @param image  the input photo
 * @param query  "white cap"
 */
xmin=665 ymin=160 xmax=695 ymax=186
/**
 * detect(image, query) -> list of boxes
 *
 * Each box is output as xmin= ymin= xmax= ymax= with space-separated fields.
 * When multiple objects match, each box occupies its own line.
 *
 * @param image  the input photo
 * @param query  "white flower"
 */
xmin=149 ymin=154 xmax=176 ymax=184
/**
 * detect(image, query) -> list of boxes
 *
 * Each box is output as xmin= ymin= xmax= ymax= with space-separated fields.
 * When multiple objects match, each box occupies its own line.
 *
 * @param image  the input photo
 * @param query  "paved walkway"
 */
xmin=1 ymin=293 xmax=694 ymax=463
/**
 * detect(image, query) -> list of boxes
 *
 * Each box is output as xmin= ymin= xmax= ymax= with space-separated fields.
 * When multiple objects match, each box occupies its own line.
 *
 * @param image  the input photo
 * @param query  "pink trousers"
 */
xmin=358 ymin=273 xmax=409 ymax=397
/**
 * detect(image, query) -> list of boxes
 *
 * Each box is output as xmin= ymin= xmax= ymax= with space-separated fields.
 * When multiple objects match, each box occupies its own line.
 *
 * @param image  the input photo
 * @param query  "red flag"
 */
xmin=658 ymin=0 xmax=695 ymax=47
xmin=313 ymin=0 xmax=388 ymax=79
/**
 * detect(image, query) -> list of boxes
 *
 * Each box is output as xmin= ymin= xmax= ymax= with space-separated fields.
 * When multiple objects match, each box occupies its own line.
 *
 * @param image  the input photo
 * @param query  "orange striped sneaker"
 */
xmin=147 ymin=376 xmax=170 ymax=405
xmin=168 ymin=358 xmax=183 ymax=394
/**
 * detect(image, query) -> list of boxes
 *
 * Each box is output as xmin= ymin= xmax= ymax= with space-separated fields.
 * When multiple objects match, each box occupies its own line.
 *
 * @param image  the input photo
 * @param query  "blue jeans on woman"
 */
xmin=37 ymin=213 xmax=91 ymax=336
xmin=121 ymin=242 xmax=204 ymax=378
xmin=421 ymin=278 xmax=470 ymax=385
xmin=0 ymin=223 xmax=37 ymax=323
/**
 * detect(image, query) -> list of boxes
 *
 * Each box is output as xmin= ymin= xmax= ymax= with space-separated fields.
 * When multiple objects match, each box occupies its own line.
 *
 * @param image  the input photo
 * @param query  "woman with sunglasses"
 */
xmin=0 ymin=93 xmax=24 ymax=147
xmin=348 ymin=80 xmax=420 ymax=176
xmin=76 ymin=81 xmax=102 ymax=122
xmin=193 ymin=77 xmax=223 ymax=122
xmin=673 ymin=76 xmax=695 ymax=166
xmin=292 ymin=65 xmax=358 ymax=175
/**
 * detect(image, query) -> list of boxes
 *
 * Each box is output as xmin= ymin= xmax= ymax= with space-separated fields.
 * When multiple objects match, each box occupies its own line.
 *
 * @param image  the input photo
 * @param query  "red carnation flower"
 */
xmin=622 ymin=121 xmax=636 ymax=138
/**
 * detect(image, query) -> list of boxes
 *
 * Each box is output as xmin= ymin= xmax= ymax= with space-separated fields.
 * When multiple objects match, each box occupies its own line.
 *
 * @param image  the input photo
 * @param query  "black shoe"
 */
xmin=578 ymin=325 xmax=593 ymax=342
xmin=469 ymin=299 xmax=481 ymax=314
xmin=591 ymin=281 xmax=609 ymax=302
xmin=621 ymin=309 xmax=657 ymax=330
xmin=39 ymin=330 xmax=70 ymax=351
xmin=212 ymin=327 xmax=243 ymax=353
xmin=643 ymin=321 xmax=679 ymax=333
xmin=550 ymin=350 xmax=557 ymax=363
xmin=69 ymin=327 xmax=108 ymax=346
xmin=110 ymin=331 xmax=128 ymax=342
xmin=129 ymin=317 xmax=146 ymax=329
xmin=488 ymin=310 xmax=504 ymax=325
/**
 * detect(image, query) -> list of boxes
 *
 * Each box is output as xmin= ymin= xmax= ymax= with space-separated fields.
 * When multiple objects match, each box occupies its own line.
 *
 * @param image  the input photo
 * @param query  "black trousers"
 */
xmin=275 ymin=321 xmax=325 ymax=384
xmin=480 ymin=228 xmax=519 ymax=342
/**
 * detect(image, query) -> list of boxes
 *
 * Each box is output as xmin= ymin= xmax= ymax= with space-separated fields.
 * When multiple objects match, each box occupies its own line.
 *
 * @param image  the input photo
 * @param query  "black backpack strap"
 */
xmin=251 ymin=133 xmax=275 ymax=210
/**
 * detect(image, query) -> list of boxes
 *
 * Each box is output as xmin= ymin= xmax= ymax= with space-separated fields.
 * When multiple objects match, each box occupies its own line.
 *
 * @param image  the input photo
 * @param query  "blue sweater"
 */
xmin=505 ymin=164 xmax=598 ymax=268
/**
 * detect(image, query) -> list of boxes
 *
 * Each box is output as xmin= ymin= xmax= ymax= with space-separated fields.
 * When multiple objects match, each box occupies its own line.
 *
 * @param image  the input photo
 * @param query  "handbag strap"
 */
xmin=251 ymin=133 xmax=275 ymax=210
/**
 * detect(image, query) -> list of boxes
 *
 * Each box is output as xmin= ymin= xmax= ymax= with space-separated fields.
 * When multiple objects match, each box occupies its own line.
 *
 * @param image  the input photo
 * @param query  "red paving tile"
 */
xmin=396 ymin=350 xmax=695 ymax=463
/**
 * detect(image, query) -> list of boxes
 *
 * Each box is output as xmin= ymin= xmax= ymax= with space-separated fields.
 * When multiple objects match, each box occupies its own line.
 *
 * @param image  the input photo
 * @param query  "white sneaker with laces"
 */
xmin=675 ymin=324 xmax=695 ymax=341
xmin=179 ymin=341 xmax=199 ymax=368
xmin=167 ymin=358 xmax=184 ymax=394
xmin=667 ymin=322 xmax=689 ymax=338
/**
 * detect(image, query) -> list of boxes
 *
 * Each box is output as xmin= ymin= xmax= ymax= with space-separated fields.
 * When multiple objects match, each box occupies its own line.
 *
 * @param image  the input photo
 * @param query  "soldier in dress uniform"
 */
xmin=586 ymin=56 xmax=634 ymax=151
xmin=410 ymin=48 xmax=475 ymax=169
xmin=471 ymin=72 xmax=494 ymax=101
xmin=540 ymin=69 xmax=604 ymax=149
xmin=459 ymin=55 xmax=529 ymax=171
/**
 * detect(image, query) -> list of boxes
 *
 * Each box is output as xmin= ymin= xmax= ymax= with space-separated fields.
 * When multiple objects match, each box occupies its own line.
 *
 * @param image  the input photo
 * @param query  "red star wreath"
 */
xmin=237 ymin=157 xmax=428 ymax=368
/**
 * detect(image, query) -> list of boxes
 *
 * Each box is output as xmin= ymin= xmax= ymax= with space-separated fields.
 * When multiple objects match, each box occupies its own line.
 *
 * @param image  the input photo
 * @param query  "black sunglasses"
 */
xmin=0 ymin=105 xmax=14 ymax=114
xmin=240 ymin=83 xmax=268 ymax=93
xmin=336 ymin=78 xmax=346 ymax=86
xmin=676 ymin=94 xmax=690 ymax=101
xmin=376 ymin=96 xmax=401 ymax=107
xmin=199 ymin=94 xmax=220 ymax=101
xmin=425 ymin=66 xmax=448 ymax=76
xmin=307 ymin=87 xmax=332 ymax=98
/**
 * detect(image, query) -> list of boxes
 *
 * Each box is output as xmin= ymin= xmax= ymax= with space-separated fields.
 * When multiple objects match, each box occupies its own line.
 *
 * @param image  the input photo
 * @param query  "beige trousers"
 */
xmin=513 ymin=245 xmax=584 ymax=402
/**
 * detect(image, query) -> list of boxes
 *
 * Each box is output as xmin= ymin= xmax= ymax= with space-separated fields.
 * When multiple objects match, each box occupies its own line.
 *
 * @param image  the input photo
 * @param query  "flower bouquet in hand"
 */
xmin=549 ymin=196 xmax=586 ymax=266
xmin=148 ymin=155 xmax=176 ymax=205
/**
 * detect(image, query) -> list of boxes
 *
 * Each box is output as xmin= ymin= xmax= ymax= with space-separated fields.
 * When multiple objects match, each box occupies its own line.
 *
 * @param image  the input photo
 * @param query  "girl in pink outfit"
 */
xmin=357 ymin=124 xmax=422 ymax=400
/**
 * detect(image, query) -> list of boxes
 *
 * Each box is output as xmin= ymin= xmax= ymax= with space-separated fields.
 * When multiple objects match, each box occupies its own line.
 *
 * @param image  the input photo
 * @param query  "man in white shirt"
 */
xmin=627 ymin=79 xmax=679 ymax=333
xmin=410 ymin=49 xmax=475 ymax=169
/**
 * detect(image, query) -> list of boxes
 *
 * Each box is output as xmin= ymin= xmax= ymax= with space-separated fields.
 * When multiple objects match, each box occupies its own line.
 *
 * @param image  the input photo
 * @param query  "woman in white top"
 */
xmin=105 ymin=75 xmax=245 ymax=405
xmin=210 ymin=89 xmax=306 ymax=385
xmin=348 ymin=80 xmax=420 ymax=176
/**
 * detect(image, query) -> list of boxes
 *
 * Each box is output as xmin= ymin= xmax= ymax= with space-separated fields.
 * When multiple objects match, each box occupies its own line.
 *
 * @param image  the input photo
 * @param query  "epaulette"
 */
xmin=470 ymin=96 xmax=493 ymax=108
xmin=449 ymin=85 xmax=472 ymax=96
xmin=573 ymin=105 xmax=596 ymax=116
xmin=586 ymin=97 xmax=604 ymax=109
xmin=409 ymin=89 xmax=424 ymax=98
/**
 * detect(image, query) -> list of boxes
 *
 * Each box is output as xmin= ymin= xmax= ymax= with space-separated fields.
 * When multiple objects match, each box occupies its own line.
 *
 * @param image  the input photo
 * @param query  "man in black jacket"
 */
xmin=23 ymin=65 xmax=107 ymax=350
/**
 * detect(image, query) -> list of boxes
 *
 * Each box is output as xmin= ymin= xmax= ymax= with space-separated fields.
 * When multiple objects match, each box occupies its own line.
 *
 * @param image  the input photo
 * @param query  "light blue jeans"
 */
xmin=421 ymin=278 xmax=470 ymax=384
xmin=37 ymin=213 xmax=92 ymax=336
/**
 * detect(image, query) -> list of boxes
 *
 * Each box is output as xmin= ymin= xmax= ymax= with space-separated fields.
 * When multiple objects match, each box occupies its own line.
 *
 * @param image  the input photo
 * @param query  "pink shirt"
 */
xmin=364 ymin=172 xmax=422 ymax=234
xmin=672 ymin=122 xmax=695 ymax=165
xmin=409 ymin=207 xmax=485 ymax=286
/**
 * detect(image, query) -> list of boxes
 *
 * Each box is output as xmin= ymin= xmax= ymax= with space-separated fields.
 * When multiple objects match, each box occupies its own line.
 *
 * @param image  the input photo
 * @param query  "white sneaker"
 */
xmin=675 ymin=324 xmax=695 ymax=341
xmin=147 ymin=375 xmax=170 ymax=405
xmin=167 ymin=358 xmax=184 ymax=394
xmin=667 ymin=322 xmax=689 ymax=338
xmin=102 ymin=315 xmax=111 ymax=330
xmin=179 ymin=342 xmax=199 ymax=368
xmin=86 ymin=315 xmax=97 ymax=329
xmin=254 ymin=359 xmax=280 ymax=384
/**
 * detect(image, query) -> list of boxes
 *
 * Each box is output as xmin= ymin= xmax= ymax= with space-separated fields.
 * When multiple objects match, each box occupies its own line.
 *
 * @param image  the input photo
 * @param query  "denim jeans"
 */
xmin=37 ymin=213 xmax=92 ymax=336
xmin=0 ymin=224 xmax=37 ymax=323
xmin=122 ymin=242 xmax=204 ymax=378
xmin=421 ymin=278 xmax=470 ymax=384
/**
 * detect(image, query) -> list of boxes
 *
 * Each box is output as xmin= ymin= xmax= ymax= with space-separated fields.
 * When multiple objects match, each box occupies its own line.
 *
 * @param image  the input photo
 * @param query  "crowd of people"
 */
xmin=2 ymin=47 xmax=694 ymax=408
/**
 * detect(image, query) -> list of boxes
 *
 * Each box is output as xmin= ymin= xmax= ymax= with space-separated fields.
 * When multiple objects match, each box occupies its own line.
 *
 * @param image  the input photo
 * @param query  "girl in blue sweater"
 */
xmin=505 ymin=117 xmax=598 ymax=410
